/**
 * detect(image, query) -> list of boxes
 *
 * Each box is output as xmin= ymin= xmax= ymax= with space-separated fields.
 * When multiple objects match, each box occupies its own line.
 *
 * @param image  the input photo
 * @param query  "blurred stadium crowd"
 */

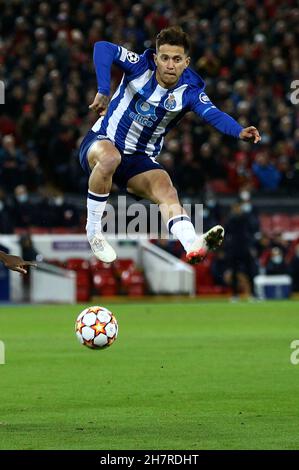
xmin=0 ymin=0 xmax=299 ymax=293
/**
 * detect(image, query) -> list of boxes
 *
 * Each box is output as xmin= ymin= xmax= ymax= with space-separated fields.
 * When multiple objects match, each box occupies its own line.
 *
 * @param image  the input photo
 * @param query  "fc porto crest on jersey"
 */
xmin=164 ymin=93 xmax=176 ymax=111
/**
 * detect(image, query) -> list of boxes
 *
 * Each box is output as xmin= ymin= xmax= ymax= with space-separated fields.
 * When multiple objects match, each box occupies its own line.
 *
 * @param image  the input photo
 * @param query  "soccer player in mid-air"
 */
xmin=79 ymin=26 xmax=261 ymax=263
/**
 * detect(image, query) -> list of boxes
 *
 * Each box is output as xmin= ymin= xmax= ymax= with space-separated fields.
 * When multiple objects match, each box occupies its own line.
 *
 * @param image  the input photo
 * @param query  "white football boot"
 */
xmin=88 ymin=233 xmax=117 ymax=263
xmin=186 ymin=225 xmax=225 ymax=264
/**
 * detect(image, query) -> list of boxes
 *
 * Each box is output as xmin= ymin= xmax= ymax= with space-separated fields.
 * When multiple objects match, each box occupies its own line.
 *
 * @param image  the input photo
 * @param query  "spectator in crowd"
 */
xmin=0 ymin=187 xmax=14 ymax=233
xmin=176 ymin=158 xmax=205 ymax=196
xmin=289 ymin=243 xmax=299 ymax=292
xmin=271 ymin=231 xmax=289 ymax=257
xmin=211 ymin=248 xmax=253 ymax=298
xmin=210 ymin=249 xmax=229 ymax=287
xmin=0 ymin=135 xmax=26 ymax=192
xmin=255 ymin=233 xmax=272 ymax=268
xmin=46 ymin=193 xmax=80 ymax=228
xmin=157 ymin=152 xmax=178 ymax=187
xmin=252 ymin=150 xmax=281 ymax=191
xmin=11 ymin=185 xmax=39 ymax=228
xmin=265 ymin=247 xmax=289 ymax=276
xmin=19 ymin=234 xmax=42 ymax=263
xmin=18 ymin=234 xmax=42 ymax=299
xmin=226 ymin=146 xmax=254 ymax=193
xmin=224 ymin=202 xmax=258 ymax=299
xmin=47 ymin=126 xmax=78 ymax=191
xmin=239 ymin=189 xmax=260 ymax=235
xmin=22 ymin=150 xmax=45 ymax=192
xmin=203 ymin=192 xmax=223 ymax=231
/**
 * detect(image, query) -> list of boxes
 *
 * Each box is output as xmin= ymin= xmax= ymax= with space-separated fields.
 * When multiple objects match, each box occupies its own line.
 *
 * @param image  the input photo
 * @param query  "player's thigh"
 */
xmin=127 ymin=169 xmax=178 ymax=203
xmin=87 ymin=139 xmax=121 ymax=171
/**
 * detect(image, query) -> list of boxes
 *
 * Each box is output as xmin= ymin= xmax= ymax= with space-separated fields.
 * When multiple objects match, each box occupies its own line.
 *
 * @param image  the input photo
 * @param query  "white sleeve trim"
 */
xmin=119 ymin=46 xmax=128 ymax=62
xmin=201 ymin=106 xmax=216 ymax=117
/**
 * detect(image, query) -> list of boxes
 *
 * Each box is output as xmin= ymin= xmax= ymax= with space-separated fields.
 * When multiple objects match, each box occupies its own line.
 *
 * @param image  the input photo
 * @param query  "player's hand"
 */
xmin=89 ymin=93 xmax=109 ymax=116
xmin=239 ymin=126 xmax=261 ymax=144
xmin=3 ymin=254 xmax=37 ymax=274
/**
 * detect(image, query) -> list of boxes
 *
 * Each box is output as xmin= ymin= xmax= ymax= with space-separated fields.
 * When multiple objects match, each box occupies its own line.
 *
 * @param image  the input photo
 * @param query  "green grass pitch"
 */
xmin=1 ymin=300 xmax=299 ymax=450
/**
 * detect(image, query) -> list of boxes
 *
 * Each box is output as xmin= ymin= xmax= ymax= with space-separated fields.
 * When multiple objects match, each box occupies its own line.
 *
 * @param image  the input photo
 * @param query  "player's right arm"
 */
xmin=88 ymin=92 xmax=110 ymax=115
xmin=89 ymin=41 xmax=146 ymax=114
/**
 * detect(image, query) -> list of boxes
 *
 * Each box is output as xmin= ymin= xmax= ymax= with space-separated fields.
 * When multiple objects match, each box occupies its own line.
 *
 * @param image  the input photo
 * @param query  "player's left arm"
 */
xmin=191 ymin=91 xmax=261 ymax=143
xmin=239 ymin=126 xmax=261 ymax=143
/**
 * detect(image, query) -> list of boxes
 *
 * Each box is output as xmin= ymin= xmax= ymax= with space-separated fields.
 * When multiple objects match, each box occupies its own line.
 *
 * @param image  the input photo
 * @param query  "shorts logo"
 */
xmin=164 ymin=93 xmax=176 ymax=110
xmin=126 ymin=51 xmax=140 ymax=63
xmin=199 ymin=92 xmax=211 ymax=104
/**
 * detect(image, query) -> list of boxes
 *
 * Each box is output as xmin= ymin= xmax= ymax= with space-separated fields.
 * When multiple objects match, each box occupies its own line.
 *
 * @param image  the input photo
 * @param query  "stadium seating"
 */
xmin=120 ymin=269 xmax=146 ymax=296
xmin=46 ymin=257 xmax=146 ymax=298
xmin=113 ymin=259 xmax=135 ymax=278
xmin=66 ymin=258 xmax=90 ymax=271
xmin=271 ymin=214 xmax=291 ymax=233
xmin=89 ymin=257 xmax=113 ymax=274
xmin=291 ymin=216 xmax=299 ymax=231
xmin=92 ymin=272 xmax=118 ymax=296
xmin=260 ymin=214 xmax=299 ymax=236
xmin=259 ymin=215 xmax=273 ymax=235
xmin=66 ymin=258 xmax=91 ymax=302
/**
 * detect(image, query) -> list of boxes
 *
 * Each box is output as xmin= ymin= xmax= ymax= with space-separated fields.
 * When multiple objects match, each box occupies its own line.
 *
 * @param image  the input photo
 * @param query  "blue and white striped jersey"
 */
xmin=91 ymin=42 xmax=243 ymax=158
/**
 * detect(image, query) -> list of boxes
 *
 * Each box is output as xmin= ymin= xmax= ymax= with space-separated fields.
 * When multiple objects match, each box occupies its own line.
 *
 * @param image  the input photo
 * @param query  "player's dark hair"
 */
xmin=156 ymin=26 xmax=190 ymax=55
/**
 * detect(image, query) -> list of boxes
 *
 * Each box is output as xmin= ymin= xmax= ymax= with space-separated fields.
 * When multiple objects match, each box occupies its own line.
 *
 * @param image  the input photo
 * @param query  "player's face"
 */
xmin=154 ymin=44 xmax=190 ymax=88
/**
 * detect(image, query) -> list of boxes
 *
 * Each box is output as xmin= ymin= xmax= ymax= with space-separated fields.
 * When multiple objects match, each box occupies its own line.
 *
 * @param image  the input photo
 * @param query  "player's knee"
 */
xmin=88 ymin=143 xmax=121 ymax=176
xmin=98 ymin=153 xmax=121 ymax=176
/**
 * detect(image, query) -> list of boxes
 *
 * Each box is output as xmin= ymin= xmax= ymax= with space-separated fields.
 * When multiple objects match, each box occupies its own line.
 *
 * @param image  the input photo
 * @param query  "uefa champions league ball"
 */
xmin=75 ymin=306 xmax=118 ymax=349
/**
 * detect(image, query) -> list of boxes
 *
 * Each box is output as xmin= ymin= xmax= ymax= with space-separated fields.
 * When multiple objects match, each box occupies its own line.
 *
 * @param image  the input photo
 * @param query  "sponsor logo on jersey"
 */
xmin=199 ymin=92 xmax=211 ymax=104
xmin=126 ymin=51 xmax=140 ymax=63
xmin=164 ymin=93 xmax=176 ymax=110
xmin=129 ymin=99 xmax=158 ymax=127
